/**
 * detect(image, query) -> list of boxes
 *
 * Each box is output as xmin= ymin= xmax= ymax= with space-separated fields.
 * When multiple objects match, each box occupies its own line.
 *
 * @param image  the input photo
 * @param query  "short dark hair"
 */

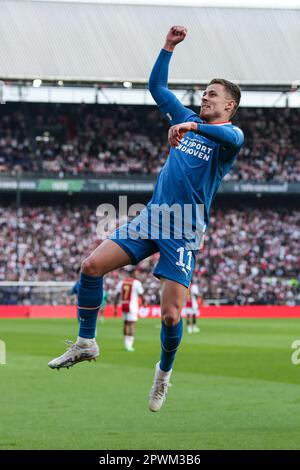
xmin=208 ymin=78 xmax=241 ymax=117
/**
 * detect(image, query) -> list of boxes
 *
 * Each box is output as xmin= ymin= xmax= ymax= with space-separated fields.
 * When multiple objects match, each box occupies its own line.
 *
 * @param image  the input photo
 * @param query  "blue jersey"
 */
xmin=148 ymin=49 xmax=244 ymax=232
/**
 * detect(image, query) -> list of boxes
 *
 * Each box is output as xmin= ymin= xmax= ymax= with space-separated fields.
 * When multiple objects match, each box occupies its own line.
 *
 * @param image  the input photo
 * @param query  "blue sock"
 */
xmin=78 ymin=273 xmax=103 ymax=339
xmin=160 ymin=318 xmax=183 ymax=372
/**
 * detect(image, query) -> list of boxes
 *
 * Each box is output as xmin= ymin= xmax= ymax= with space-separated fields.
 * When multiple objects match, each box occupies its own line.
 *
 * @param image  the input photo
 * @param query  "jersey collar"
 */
xmin=205 ymin=120 xmax=232 ymax=125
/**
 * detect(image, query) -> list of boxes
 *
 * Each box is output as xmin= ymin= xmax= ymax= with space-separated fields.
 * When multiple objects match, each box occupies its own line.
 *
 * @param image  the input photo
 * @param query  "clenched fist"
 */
xmin=164 ymin=26 xmax=187 ymax=52
xmin=168 ymin=122 xmax=197 ymax=147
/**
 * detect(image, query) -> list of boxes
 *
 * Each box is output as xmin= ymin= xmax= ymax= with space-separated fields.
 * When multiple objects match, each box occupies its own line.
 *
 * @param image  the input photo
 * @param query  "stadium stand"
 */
xmin=0 ymin=104 xmax=300 ymax=182
xmin=0 ymin=204 xmax=299 ymax=305
xmin=0 ymin=2 xmax=299 ymax=309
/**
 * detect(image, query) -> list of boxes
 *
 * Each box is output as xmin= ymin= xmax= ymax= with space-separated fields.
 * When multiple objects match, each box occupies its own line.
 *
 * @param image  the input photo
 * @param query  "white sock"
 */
xmin=124 ymin=336 xmax=131 ymax=348
xmin=157 ymin=362 xmax=172 ymax=380
xmin=77 ymin=336 xmax=95 ymax=346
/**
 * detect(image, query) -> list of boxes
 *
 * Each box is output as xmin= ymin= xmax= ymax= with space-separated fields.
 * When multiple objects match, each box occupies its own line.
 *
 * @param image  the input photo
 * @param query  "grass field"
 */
xmin=0 ymin=317 xmax=300 ymax=450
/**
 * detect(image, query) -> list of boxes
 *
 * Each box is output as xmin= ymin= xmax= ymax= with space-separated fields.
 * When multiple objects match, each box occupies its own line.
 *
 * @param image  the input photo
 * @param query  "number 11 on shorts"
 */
xmin=176 ymin=247 xmax=192 ymax=276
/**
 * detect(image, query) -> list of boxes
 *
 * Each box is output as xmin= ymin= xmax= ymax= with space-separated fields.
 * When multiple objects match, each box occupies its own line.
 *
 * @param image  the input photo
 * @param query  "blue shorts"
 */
xmin=109 ymin=209 xmax=198 ymax=288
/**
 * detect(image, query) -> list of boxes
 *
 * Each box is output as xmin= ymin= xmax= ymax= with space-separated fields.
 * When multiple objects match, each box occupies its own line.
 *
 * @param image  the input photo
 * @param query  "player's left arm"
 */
xmin=168 ymin=121 xmax=244 ymax=150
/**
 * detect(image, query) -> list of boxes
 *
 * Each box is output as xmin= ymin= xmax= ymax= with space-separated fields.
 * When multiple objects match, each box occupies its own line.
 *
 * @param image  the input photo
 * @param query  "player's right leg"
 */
xmin=48 ymin=240 xmax=132 ymax=370
xmin=149 ymin=238 xmax=197 ymax=412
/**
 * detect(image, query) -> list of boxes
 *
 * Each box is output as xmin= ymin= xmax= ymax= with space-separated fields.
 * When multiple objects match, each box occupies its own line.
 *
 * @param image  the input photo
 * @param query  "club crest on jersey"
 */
xmin=176 ymin=136 xmax=213 ymax=161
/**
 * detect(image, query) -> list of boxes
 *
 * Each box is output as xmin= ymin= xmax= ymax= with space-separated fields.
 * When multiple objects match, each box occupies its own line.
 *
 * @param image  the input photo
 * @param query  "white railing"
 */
xmin=0 ymin=281 xmax=76 ymax=305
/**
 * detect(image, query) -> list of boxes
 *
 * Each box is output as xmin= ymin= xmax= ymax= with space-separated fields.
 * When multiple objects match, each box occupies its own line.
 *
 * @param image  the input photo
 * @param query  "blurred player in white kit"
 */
xmin=184 ymin=283 xmax=201 ymax=334
xmin=115 ymin=270 xmax=144 ymax=351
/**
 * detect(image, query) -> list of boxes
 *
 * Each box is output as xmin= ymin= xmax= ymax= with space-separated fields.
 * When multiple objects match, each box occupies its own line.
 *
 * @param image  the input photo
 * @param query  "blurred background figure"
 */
xmin=184 ymin=283 xmax=201 ymax=334
xmin=114 ymin=269 xmax=144 ymax=352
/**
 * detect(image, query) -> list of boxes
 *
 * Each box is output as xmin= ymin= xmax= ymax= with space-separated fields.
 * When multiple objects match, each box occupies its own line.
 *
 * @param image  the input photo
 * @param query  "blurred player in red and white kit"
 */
xmin=184 ymin=283 xmax=201 ymax=334
xmin=115 ymin=270 xmax=144 ymax=352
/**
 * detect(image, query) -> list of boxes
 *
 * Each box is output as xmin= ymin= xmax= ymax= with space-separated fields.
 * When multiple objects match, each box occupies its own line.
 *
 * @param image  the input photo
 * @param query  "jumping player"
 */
xmin=48 ymin=26 xmax=244 ymax=413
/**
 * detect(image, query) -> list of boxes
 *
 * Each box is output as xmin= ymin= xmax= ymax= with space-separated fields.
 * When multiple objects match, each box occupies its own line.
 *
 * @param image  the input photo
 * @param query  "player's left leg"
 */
xmin=149 ymin=279 xmax=187 ymax=412
xmin=159 ymin=279 xmax=187 ymax=369
xmin=124 ymin=320 xmax=135 ymax=352
xmin=149 ymin=238 xmax=197 ymax=412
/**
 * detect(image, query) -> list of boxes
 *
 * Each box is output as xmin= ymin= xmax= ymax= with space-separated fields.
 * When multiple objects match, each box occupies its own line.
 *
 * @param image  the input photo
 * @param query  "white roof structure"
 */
xmin=0 ymin=0 xmax=299 ymax=88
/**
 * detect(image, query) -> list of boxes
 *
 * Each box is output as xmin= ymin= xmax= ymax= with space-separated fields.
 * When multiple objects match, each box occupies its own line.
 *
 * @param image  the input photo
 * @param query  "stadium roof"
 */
xmin=0 ymin=0 xmax=299 ymax=90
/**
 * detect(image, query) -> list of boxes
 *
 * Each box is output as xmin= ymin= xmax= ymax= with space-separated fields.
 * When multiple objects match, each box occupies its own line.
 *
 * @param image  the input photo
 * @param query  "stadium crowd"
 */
xmin=0 ymin=104 xmax=299 ymax=182
xmin=0 ymin=205 xmax=299 ymax=305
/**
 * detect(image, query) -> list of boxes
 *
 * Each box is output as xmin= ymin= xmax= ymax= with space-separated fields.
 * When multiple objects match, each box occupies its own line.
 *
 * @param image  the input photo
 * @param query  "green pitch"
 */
xmin=0 ymin=317 xmax=300 ymax=450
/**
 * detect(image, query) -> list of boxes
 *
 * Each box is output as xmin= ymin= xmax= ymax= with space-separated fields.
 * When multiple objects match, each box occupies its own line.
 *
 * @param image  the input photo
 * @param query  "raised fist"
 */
xmin=164 ymin=26 xmax=187 ymax=51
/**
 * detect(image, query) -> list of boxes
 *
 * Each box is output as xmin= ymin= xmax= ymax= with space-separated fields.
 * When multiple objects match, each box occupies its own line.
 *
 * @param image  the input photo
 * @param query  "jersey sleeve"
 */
xmin=196 ymin=123 xmax=244 ymax=150
xmin=197 ymin=123 xmax=244 ymax=168
xmin=148 ymin=49 xmax=197 ymax=126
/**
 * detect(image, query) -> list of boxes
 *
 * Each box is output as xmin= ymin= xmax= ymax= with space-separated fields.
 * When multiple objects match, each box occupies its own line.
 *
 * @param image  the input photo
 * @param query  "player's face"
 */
xmin=200 ymin=84 xmax=234 ymax=122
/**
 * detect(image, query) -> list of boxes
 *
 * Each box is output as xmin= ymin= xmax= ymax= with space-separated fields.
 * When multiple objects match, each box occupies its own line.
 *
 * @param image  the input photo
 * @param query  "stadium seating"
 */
xmin=0 ymin=104 xmax=299 ymax=182
xmin=1 ymin=205 xmax=298 ymax=305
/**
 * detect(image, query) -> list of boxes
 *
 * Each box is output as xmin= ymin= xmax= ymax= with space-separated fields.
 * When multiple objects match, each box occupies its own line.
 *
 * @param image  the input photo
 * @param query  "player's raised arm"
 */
xmin=148 ymin=26 xmax=196 ymax=125
xmin=163 ymin=25 xmax=187 ymax=53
